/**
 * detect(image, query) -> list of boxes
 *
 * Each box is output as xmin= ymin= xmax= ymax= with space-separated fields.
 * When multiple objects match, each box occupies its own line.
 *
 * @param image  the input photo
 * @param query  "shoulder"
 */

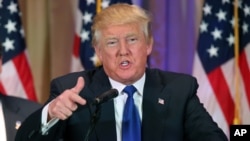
xmin=4 ymin=95 xmax=40 ymax=107
xmin=50 ymin=67 xmax=106 ymax=89
xmin=146 ymin=68 xmax=197 ymax=83
xmin=145 ymin=68 xmax=199 ymax=94
xmin=0 ymin=94 xmax=41 ymax=115
xmin=53 ymin=67 xmax=103 ymax=80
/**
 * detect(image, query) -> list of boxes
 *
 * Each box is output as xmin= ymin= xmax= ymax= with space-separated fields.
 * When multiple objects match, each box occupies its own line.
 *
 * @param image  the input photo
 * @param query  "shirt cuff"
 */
xmin=41 ymin=102 xmax=59 ymax=135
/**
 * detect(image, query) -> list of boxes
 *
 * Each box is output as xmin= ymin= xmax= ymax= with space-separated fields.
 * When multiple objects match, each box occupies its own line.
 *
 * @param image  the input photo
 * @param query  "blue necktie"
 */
xmin=122 ymin=85 xmax=141 ymax=141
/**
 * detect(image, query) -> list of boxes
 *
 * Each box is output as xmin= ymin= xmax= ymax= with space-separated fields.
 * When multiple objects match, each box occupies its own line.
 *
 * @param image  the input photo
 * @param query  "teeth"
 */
xmin=121 ymin=61 xmax=129 ymax=66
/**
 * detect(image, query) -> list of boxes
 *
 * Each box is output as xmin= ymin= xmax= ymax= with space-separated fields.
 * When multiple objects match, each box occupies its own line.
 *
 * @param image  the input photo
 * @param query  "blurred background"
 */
xmin=1 ymin=0 xmax=250 ymax=138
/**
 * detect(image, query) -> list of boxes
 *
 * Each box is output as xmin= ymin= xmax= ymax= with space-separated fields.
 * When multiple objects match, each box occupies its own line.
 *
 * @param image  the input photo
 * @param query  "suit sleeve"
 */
xmin=15 ymin=79 xmax=67 ymax=141
xmin=183 ymin=77 xmax=228 ymax=141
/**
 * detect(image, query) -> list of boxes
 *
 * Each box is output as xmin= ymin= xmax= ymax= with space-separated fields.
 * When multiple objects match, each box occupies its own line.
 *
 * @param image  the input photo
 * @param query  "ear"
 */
xmin=94 ymin=46 xmax=102 ymax=61
xmin=146 ymin=38 xmax=153 ymax=55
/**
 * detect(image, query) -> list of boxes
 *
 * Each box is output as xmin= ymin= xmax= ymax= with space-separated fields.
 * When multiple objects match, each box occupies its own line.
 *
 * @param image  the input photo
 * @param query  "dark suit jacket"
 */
xmin=0 ymin=94 xmax=41 ymax=141
xmin=15 ymin=67 xmax=228 ymax=141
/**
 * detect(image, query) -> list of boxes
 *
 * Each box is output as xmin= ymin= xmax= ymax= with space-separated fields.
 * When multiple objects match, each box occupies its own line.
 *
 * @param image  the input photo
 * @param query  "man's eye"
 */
xmin=128 ymin=37 xmax=138 ymax=44
xmin=107 ymin=40 xmax=117 ymax=47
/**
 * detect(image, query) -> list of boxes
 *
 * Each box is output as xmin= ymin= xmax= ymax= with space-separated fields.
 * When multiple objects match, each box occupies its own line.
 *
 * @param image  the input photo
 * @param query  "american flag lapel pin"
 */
xmin=15 ymin=121 xmax=21 ymax=130
xmin=158 ymin=98 xmax=165 ymax=105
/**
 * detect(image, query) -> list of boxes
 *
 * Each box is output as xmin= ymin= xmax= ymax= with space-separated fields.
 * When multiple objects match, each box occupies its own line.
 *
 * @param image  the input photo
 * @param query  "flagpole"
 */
xmin=96 ymin=0 xmax=102 ymax=13
xmin=233 ymin=0 xmax=241 ymax=125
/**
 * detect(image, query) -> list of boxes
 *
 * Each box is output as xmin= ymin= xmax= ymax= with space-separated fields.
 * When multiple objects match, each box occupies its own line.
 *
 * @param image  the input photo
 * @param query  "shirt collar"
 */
xmin=108 ymin=73 xmax=145 ymax=96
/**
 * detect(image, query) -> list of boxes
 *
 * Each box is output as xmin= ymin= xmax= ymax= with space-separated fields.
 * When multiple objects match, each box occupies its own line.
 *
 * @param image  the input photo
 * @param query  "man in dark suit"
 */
xmin=0 ymin=94 xmax=41 ymax=141
xmin=0 ymin=48 xmax=41 ymax=141
xmin=15 ymin=3 xmax=228 ymax=141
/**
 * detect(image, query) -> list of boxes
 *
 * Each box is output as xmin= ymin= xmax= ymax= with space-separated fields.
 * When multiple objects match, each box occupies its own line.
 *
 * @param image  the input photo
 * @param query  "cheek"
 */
xmin=99 ymin=49 xmax=117 ymax=62
xmin=137 ymin=46 xmax=150 ymax=57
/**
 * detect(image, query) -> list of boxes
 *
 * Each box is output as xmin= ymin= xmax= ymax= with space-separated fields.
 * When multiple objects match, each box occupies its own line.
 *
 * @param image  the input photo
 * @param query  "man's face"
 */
xmin=95 ymin=23 xmax=152 ymax=85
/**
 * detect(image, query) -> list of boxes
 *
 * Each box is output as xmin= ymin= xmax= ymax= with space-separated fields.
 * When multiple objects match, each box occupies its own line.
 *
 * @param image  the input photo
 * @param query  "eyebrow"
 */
xmin=104 ymin=32 xmax=138 ymax=40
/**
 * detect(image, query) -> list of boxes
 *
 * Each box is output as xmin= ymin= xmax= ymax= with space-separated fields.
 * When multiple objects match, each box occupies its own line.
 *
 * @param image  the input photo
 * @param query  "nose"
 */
xmin=119 ymin=41 xmax=129 ymax=56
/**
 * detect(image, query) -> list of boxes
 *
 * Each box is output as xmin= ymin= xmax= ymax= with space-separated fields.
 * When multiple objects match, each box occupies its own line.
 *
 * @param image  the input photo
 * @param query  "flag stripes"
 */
xmin=12 ymin=51 xmax=37 ymax=101
xmin=0 ymin=0 xmax=37 ymax=101
xmin=239 ymin=51 xmax=250 ymax=108
xmin=207 ymin=68 xmax=234 ymax=125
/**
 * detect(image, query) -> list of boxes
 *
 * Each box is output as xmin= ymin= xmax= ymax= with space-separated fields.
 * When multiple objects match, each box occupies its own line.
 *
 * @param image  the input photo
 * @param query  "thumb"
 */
xmin=72 ymin=77 xmax=85 ymax=94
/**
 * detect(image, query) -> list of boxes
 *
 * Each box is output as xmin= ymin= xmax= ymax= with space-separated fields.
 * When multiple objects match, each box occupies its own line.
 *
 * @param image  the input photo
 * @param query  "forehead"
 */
xmin=101 ymin=23 xmax=142 ymax=38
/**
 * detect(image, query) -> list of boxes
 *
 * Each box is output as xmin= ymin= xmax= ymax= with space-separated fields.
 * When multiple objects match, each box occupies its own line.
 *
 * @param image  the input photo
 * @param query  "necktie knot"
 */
xmin=123 ymin=85 xmax=137 ymax=97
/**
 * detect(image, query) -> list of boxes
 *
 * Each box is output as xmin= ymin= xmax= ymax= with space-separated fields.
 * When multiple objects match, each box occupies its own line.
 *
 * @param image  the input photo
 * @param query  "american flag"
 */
xmin=193 ymin=0 xmax=250 ymax=137
xmin=0 ymin=0 xmax=37 ymax=101
xmin=71 ymin=0 xmax=132 ymax=72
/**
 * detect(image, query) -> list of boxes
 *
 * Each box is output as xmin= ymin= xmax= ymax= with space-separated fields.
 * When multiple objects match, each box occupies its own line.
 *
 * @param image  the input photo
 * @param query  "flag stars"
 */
xmin=82 ymin=12 xmax=93 ymax=25
xmin=80 ymin=29 xmax=90 ymax=42
xmin=243 ymin=5 xmax=250 ymax=17
xmin=233 ymin=0 xmax=243 ymax=9
xmin=90 ymin=53 xmax=101 ymax=67
xmin=20 ymin=27 xmax=25 ymax=37
xmin=226 ymin=34 xmax=234 ymax=46
xmin=5 ymin=20 xmax=17 ymax=34
xmin=229 ymin=17 xmax=240 ymax=28
xmin=230 ymin=17 xmax=235 ymax=28
xmin=86 ymin=0 xmax=95 ymax=6
xmin=207 ymin=45 xmax=219 ymax=58
xmin=200 ymin=21 xmax=208 ymax=33
xmin=19 ymin=11 xmax=22 ymax=17
xmin=222 ymin=0 xmax=230 ymax=4
xmin=102 ymin=0 xmax=111 ymax=9
xmin=7 ymin=1 xmax=18 ymax=14
xmin=203 ymin=3 xmax=212 ymax=16
xmin=242 ymin=22 xmax=249 ymax=34
xmin=211 ymin=28 xmax=222 ymax=40
xmin=2 ymin=38 xmax=15 ymax=52
xmin=216 ymin=9 xmax=227 ymax=22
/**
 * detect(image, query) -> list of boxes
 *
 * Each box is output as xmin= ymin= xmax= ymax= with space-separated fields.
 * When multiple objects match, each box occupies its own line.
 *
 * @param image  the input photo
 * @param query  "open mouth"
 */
xmin=121 ymin=60 xmax=130 ymax=66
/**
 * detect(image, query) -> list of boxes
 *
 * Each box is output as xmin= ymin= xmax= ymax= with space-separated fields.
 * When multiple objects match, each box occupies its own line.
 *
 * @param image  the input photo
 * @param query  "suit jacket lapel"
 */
xmin=142 ymin=69 xmax=170 ymax=141
xmin=87 ymin=68 xmax=117 ymax=141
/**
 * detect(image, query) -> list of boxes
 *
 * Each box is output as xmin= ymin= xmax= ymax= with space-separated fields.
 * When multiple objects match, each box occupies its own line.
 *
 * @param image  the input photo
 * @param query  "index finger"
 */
xmin=71 ymin=77 xmax=85 ymax=94
xmin=69 ymin=93 xmax=86 ymax=105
